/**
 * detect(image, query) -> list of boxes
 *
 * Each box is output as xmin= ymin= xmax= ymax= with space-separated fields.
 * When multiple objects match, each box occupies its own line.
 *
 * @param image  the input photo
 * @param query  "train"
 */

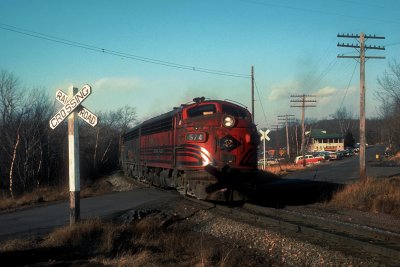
xmin=120 ymin=97 xmax=259 ymax=201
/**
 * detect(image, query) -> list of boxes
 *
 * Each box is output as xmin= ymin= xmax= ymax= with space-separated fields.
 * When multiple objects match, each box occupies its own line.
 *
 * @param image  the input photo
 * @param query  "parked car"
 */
xmin=294 ymin=155 xmax=322 ymax=165
xmin=314 ymin=151 xmax=330 ymax=160
xmin=258 ymin=158 xmax=279 ymax=166
xmin=340 ymin=149 xmax=354 ymax=157
xmin=328 ymin=151 xmax=343 ymax=160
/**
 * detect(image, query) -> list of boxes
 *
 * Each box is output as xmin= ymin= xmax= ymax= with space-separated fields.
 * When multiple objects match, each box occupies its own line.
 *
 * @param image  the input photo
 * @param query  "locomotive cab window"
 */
xmin=187 ymin=104 xmax=216 ymax=117
xmin=222 ymin=104 xmax=249 ymax=119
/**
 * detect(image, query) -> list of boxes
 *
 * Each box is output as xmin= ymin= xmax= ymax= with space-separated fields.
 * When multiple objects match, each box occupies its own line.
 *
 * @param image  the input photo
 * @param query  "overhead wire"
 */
xmin=238 ymin=0 xmax=400 ymax=25
xmin=385 ymin=41 xmax=400 ymax=47
xmin=254 ymin=80 xmax=268 ymax=126
xmin=338 ymin=61 xmax=358 ymax=111
xmin=0 ymin=23 xmax=250 ymax=79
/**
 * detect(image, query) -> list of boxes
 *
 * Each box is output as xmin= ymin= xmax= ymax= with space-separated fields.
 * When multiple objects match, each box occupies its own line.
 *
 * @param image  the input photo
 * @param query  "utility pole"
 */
xmin=291 ymin=95 xmax=316 ymax=166
xmin=278 ymin=114 xmax=295 ymax=159
xmin=337 ymin=33 xmax=385 ymax=181
xmin=251 ymin=66 xmax=255 ymax=123
xmin=271 ymin=124 xmax=280 ymax=157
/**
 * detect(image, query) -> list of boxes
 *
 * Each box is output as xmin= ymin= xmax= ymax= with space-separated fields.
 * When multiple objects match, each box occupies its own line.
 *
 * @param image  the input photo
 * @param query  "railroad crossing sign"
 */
xmin=49 ymin=84 xmax=97 ymax=129
xmin=259 ymin=129 xmax=271 ymax=141
xmin=54 ymin=89 xmax=98 ymax=127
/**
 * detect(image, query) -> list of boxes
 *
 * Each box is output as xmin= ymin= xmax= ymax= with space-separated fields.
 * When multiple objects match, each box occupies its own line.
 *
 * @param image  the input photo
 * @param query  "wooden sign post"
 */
xmin=68 ymin=86 xmax=80 ymax=225
xmin=49 ymin=84 xmax=97 ymax=225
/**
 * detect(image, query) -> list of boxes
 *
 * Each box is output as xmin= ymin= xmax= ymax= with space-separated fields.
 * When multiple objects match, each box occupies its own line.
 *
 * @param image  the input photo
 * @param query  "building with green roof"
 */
xmin=306 ymin=129 xmax=344 ymax=152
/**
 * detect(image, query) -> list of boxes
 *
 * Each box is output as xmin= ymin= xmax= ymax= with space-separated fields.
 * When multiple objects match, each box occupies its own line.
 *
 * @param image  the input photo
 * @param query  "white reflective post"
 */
xmin=68 ymin=86 xmax=80 ymax=224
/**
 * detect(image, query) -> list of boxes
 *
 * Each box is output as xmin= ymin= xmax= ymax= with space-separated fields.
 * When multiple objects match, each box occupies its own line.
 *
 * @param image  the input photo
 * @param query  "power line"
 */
xmin=385 ymin=41 xmax=400 ymax=47
xmin=238 ymin=0 xmax=400 ymax=25
xmin=254 ymin=80 xmax=268 ymax=126
xmin=338 ymin=61 xmax=358 ymax=111
xmin=0 ymin=23 xmax=250 ymax=79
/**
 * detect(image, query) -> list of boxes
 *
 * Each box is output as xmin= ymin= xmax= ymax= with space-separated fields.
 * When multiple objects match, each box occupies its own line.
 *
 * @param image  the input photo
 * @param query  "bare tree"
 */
xmin=376 ymin=60 xmax=400 ymax=151
xmin=79 ymin=105 xmax=137 ymax=179
xmin=0 ymin=71 xmax=22 ymax=196
xmin=332 ymin=106 xmax=354 ymax=136
xmin=0 ymin=71 xmax=22 ymax=126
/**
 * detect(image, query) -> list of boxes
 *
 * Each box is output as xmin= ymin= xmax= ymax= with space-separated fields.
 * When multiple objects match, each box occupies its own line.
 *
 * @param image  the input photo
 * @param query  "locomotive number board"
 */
xmin=186 ymin=132 xmax=206 ymax=142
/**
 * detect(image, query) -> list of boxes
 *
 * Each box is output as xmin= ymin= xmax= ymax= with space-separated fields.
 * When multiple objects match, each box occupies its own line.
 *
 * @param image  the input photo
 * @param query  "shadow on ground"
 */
xmin=0 ymin=247 xmax=101 ymax=266
xmin=244 ymin=171 xmax=343 ymax=208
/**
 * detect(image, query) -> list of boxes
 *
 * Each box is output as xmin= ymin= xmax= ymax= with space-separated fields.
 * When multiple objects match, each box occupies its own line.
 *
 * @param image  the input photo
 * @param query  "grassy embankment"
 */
xmin=263 ymin=156 xmax=400 ymax=218
xmin=328 ymin=176 xmax=400 ymax=217
xmin=0 ymin=216 xmax=269 ymax=266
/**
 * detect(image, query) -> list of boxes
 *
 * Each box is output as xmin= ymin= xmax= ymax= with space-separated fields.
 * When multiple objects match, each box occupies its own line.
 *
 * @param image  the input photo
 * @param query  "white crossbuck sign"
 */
xmin=259 ymin=129 xmax=271 ymax=141
xmin=49 ymin=85 xmax=98 ymax=129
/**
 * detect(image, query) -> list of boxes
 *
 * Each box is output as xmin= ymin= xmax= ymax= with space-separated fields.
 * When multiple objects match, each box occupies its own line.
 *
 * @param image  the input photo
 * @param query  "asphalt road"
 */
xmin=283 ymin=145 xmax=400 ymax=184
xmin=0 ymin=187 xmax=179 ymax=242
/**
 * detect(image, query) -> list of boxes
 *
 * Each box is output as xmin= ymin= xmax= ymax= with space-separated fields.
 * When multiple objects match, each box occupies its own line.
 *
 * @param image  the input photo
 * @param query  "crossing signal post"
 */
xmin=49 ymin=85 xmax=98 ymax=225
xmin=337 ymin=33 xmax=385 ymax=180
xmin=259 ymin=129 xmax=271 ymax=169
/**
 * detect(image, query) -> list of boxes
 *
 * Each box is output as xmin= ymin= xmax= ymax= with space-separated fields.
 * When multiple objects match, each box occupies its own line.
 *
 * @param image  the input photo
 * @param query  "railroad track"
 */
xmin=190 ymin=198 xmax=400 ymax=266
xmin=134 ymin=177 xmax=400 ymax=265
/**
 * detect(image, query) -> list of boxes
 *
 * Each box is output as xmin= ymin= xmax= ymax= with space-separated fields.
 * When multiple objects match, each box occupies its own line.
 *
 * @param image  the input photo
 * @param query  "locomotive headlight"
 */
xmin=223 ymin=116 xmax=235 ymax=128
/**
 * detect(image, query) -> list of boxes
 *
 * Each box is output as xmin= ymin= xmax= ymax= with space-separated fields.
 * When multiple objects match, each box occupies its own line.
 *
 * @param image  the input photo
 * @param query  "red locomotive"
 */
xmin=120 ymin=97 xmax=259 ymax=201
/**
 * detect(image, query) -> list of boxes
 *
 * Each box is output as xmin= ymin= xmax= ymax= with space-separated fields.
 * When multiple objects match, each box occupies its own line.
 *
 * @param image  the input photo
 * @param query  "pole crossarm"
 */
xmin=290 ymin=100 xmax=317 ymax=102
xmin=337 ymin=43 xmax=385 ymax=50
xmin=337 ymin=33 xmax=385 ymax=39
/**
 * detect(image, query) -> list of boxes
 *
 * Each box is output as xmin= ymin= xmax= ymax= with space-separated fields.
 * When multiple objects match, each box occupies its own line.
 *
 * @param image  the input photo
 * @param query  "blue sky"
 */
xmin=1 ymin=0 xmax=399 ymax=128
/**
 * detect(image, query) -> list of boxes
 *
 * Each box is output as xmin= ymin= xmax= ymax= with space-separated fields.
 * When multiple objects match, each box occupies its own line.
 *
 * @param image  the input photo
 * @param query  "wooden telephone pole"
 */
xmin=291 ymin=95 xmax=316 ymax=166
xmin=278 ymin=114 xmax=295 ymax=159
xmin=270 ymin=124 xmax=281 ymax=157
xmin=337 ymin=33 xmax=385 ymax=180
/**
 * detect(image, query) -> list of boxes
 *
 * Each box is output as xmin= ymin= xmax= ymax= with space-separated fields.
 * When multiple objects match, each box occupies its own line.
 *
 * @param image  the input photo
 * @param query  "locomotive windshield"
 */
xmin=222 ymin=104 xmax=249 ymax=119
xmin=187 ymin=104 xmax=216 ymax=117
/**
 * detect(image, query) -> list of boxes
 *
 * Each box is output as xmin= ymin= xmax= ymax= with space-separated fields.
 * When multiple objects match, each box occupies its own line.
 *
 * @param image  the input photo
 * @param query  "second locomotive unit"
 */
xmin=120 ymin=97 xmax=259 ymax=201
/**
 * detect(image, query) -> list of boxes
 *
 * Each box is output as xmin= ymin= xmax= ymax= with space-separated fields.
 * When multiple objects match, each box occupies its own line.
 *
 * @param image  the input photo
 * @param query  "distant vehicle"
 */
xmin=294 ymin=155 xmax=322 ymax=165
xmin=341 ymin=149 xmax=354 ymax=157
xmin=385 ymin=147 xmax=393 ymax=158
xmin=258 ymin=158 xmax=279 ymax=166
xmin=328 ymin=151 xmax=343 ymax=160
xmin=314 ymin=151 xmax=330 ymax=160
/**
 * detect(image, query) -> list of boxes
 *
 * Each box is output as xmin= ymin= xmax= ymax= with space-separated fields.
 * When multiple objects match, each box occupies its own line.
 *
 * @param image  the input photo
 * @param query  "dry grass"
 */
xmin=0 ymin=179 xmax=114 ymax=212
xmin=0 ymin=186 xmax=68 ymax=211
xmin=328 ymin=177 xmax=400 ymax=218
xmin=0 ymin=215 xmax=270 ymax=266
xmin=393 ymin=152 xmax=400 ymax=163
xmin=263 ymin=163 xmax=305 ymax=175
